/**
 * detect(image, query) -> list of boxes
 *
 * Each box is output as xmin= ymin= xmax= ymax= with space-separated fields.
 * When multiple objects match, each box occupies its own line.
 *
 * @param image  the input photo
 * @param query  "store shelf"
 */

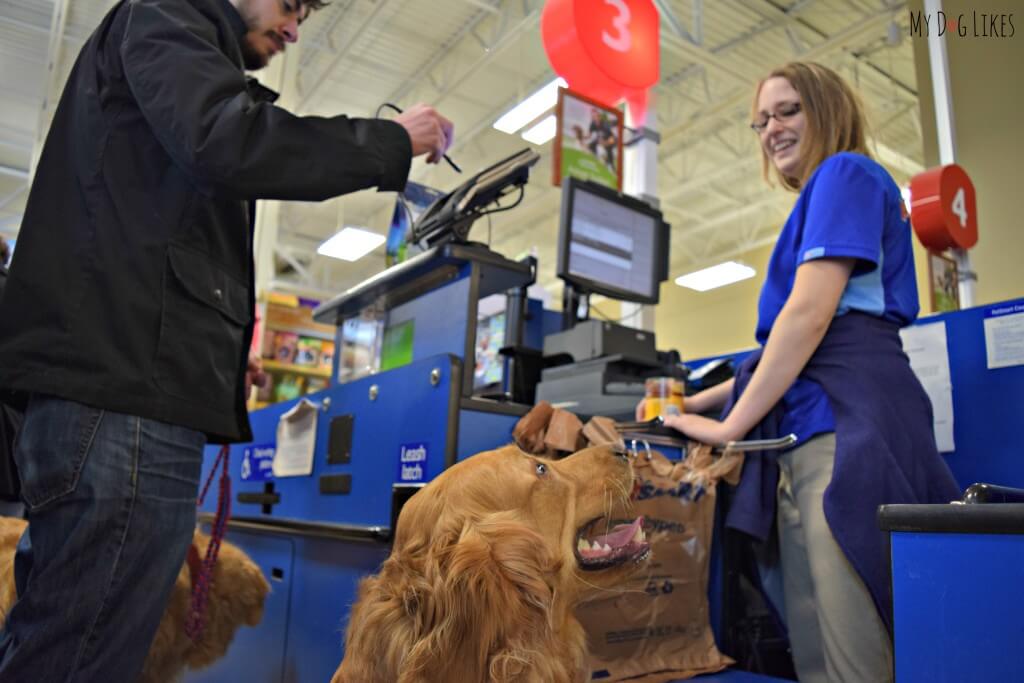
xmin=262 ymin=359 xmax=332 ymax=379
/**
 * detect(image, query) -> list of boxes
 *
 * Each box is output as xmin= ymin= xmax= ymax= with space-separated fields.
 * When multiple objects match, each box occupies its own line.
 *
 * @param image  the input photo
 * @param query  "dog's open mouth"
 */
xmin=574 ymin=516 xmax=651 ymax=571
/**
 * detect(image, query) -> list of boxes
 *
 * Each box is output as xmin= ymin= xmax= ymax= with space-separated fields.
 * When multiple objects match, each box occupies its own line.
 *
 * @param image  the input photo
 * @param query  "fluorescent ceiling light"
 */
xmin=493 ymin=77 xmax=567 ymax=134
xmin=521 ymin=115 xmax=557 ymax=145
xmin=675 ymin=261 xmax=756 ymax=292
xmin=317 ymin=227 xmax=385 ymax=262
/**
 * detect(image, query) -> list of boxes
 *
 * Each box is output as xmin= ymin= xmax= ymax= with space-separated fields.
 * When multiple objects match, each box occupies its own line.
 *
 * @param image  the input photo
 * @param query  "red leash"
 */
xmin=185 ymin=444 xmax=231 ymax=642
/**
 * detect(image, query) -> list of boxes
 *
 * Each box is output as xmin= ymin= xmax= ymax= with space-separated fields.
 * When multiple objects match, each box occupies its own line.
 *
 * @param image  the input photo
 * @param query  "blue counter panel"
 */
xmin=456 ymin=407 xmax=518 ymax=461
xmin=891 ymin=531 xmax=1024 ymax=682
xmin=199 ymin=354 xmax=460 ymax=529
xmin=185 ymin=529 xmax=295 ymax=682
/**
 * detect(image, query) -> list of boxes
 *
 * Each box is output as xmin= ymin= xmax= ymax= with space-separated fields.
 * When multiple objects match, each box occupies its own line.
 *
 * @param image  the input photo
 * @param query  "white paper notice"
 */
xmin=983 ymin=302 xmax=1024 ymax=369
xmin=272 ymin=398 xmax=319 ymax=477
xmin=900 ymin=322 xmax=955 ymax=453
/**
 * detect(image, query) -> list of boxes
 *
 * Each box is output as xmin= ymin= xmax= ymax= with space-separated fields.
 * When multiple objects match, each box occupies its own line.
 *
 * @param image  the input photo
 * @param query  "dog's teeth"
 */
xmin=578 ymin=538 xmax=590 ymax=552
xmin=602 ymin=543 xmax=611 ymax=552
xmin=632 ymin=527 xmax=643 ymax=543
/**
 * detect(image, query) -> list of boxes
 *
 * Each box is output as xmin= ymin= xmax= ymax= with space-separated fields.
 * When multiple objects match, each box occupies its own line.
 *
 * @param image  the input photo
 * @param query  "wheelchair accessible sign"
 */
xmin=397 ymin=442 xmax=429 ymax=483
xmin=241 ymin=443 xmax=276 ymax=481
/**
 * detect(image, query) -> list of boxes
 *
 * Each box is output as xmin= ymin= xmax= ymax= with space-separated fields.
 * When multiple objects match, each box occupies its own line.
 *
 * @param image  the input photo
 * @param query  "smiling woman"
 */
xmin=752 ymin=62 xmax=872 ymax=191
xmin=660 ymin=61 xmax=962 ymax=683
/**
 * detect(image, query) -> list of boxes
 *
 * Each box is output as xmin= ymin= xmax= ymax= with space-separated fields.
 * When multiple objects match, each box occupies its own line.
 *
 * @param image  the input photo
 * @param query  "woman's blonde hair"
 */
xmin=753 ymin=61 xmax=871 ymax=191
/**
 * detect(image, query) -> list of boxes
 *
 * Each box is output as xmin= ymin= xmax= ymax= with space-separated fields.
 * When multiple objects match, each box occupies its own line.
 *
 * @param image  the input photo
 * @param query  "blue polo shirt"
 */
xmin=755 ymin=152 xmax=920 ymax=447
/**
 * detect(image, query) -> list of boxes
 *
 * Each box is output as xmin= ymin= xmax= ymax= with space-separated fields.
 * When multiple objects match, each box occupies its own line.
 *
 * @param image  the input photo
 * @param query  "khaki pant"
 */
xmin=776 ymin=433 xmax=893 ymax=683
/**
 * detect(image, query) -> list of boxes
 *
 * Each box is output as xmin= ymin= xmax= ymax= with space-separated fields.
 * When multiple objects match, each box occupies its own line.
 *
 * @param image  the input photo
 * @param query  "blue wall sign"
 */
xmin=397 ymin=442 xmax=429 ymax=483
xmin=241 ymin=443 xmax=276 ymax=482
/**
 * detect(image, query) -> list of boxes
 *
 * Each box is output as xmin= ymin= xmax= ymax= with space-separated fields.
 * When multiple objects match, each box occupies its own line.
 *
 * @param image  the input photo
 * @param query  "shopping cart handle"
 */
xmin=614 ymin=416 xmax=664 ymax=432
xmin=718 ymin=434 xmax=798 ymax=452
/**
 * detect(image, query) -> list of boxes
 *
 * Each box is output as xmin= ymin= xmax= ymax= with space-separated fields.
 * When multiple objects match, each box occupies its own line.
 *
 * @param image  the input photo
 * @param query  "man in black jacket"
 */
xmin=0 ymin=0 xmax=454 ymax=678
xmin=0 ymin=240 xmax=21 ymax=508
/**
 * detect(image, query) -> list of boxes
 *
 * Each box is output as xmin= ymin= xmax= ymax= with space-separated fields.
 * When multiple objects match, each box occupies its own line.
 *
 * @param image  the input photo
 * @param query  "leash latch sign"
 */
xmin=397 ymin=443 xmax=429 ymax=483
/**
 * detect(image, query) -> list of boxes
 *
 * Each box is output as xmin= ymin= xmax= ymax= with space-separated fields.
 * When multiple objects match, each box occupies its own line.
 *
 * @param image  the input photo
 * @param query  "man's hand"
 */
xmin=395 ymin=104 xmax=454 ymax=164
xmin=245 ymin=353 xmax=268 ymax=399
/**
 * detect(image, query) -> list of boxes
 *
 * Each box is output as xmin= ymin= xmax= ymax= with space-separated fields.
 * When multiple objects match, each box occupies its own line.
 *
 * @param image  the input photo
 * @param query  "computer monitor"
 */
xmin=556 ymin=178 xmax=669 ymax=305
xmin=473 ymin=310 xmax=506 ymax=392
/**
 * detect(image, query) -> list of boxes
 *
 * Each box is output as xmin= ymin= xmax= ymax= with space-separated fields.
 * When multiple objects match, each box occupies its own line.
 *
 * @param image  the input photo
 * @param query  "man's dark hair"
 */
xmin=0 ymin=238 xmax=9 ymax=267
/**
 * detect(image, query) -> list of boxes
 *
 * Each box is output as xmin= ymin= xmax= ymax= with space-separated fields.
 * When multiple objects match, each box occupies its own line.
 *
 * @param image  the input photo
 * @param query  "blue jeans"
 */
xmin=0 ymin=395 xmax=206 ymax=682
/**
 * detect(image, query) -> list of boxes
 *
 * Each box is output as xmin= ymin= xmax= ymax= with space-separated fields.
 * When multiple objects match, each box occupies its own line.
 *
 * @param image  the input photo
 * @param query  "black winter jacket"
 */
xmin=0 ymin=0 xmax=411 ymax=442
xmin=0 ymin=263 xmax=21 ymax=500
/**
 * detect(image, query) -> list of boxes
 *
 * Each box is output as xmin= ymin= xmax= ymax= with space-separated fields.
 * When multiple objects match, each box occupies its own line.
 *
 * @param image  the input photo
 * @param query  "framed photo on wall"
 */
xmin=553 ymin=88 xmax=623 ymax=191
xmin=928 ymin=251 xmax=960 ymax=313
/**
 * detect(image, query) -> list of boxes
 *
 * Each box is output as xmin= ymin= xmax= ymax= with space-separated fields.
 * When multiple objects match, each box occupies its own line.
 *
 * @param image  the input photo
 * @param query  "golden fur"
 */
xmin=0 ymin=516 xmax=270 ymax=683
xmin=332 ymin=444 xmax=647 ymax=683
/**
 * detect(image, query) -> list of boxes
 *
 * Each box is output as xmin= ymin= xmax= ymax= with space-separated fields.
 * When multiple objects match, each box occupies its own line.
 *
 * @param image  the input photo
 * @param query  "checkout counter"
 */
xmin=184 ymin=162 xmax=793 ymax=682
xmin=879 ymin=494 xmax=1024 ymax=683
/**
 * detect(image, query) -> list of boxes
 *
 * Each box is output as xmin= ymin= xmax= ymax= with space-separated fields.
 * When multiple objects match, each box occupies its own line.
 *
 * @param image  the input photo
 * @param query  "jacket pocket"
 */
xmin=153 ymin=245 xmax=251 ymax=409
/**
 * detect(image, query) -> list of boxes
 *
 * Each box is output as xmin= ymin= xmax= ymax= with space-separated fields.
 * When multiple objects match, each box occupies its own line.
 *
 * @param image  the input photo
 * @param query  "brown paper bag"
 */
xmin=544 ymin=409 xmax=586 ymax=453
xmin=582 ymin=416 xmax=625 ymax=452
xmin=577 ymin=444 xmax=743 ymax=682
xmin=513 ymin=400 xmax=554 ymax=454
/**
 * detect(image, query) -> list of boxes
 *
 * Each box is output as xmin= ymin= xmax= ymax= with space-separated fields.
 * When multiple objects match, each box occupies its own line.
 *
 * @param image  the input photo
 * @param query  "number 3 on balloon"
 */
xmin=602 ymin=0 xmax=632 ymax=53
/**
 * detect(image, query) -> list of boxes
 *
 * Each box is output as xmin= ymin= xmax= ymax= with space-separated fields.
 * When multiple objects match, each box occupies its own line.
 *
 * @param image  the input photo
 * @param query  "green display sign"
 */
xmin=380 ymin=319 xmax=415 ymax=371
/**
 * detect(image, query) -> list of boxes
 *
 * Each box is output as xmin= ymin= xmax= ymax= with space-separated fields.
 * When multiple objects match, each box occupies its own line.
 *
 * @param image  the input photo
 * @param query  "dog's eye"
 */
xmin=535 ymin=462 xmax=547 ymax=476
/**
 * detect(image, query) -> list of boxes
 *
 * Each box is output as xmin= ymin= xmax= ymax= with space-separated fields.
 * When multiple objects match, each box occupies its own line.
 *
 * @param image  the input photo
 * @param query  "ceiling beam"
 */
xmin=0 ymin=184 xmax=26 ymax=211
xmin=658 ymin=7 xmax=901 ymax=164
xmin=384 ymin=0 xmax=509 ymax=107
xmin=30 ymin=0 xmax=70 ymax=179
xmin=0 ymin=164 xmax=29 ymax=180
xmin=297 ymin=0 xmax=398 ymax=112
xmin=748 ymin=0 xmax=916 ymax=97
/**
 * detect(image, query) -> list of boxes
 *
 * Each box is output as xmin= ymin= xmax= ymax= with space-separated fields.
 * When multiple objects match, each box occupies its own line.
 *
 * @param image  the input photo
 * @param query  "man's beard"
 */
xmin=235 ymin=0 xmax=268 ymax=70
xmin=240 ymin=36 xmax=268 ymax=70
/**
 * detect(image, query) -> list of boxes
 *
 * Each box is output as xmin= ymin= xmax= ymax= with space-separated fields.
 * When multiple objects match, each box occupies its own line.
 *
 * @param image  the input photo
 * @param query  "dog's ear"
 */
xmin=402 ymin=512 xmax=563 ymax=682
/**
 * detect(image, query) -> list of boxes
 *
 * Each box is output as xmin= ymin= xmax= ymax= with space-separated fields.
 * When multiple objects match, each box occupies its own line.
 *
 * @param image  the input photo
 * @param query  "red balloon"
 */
xmin=542 ymin=0 xmax=659 ymax=120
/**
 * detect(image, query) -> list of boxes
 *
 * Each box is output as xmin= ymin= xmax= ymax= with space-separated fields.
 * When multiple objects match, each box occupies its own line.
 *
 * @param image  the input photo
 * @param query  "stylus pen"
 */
xmin=377 ymin=102 xmax=461 ymax=174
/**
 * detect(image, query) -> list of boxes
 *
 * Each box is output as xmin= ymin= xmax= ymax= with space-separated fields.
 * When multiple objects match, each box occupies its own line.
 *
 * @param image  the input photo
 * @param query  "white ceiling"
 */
xmin=0 ymin=0 xmax=921 ymax=301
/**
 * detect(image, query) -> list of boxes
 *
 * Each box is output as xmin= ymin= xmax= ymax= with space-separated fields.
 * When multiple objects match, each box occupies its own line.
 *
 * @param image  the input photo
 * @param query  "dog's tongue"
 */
xmin=591 ymin=516 xmax=644 ymax=549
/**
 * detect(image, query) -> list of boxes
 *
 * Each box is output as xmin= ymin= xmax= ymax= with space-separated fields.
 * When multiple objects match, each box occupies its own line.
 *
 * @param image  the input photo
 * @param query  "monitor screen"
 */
xmin=556 ymin=178 xmax=668 ymax=304
xmin=474 ymin=310 xmax=506 ymax=391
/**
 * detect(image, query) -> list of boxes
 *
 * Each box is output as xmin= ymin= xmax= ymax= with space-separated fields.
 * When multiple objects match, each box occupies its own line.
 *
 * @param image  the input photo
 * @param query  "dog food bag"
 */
xmin=319 ymin=340 xmax=336 ymax=371
xmin=294 ymin=337 xmax=322 ymax=367
xmin=577 ymin=444 xmax=742 ymax=682
xmin=273 ymin=331 xmax=299 ymax=364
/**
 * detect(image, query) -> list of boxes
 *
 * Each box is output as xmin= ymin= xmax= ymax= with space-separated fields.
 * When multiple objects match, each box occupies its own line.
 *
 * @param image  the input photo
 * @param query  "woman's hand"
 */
xmin=662 ymin=413 xmax=743 ymax=446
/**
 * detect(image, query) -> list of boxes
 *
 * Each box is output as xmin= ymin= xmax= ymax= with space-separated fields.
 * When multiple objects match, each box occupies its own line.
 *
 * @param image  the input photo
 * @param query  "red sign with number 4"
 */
xmin=909 ymin=164 xmax=978 ymax=251
xmin=542 ymin=0 xmax=659 ymax=123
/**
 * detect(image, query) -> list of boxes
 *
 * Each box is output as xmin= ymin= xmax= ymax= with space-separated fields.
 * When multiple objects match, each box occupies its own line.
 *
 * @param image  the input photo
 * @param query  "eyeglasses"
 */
xmin=750 ymin=102 xmax=802 ymax=134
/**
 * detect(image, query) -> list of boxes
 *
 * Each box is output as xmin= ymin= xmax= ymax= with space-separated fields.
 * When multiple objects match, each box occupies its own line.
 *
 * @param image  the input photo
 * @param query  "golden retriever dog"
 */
xmin=0 ymin=516 xmax=270 ymax=683
xmin=332 ymin=444 xmax=650 ymax=683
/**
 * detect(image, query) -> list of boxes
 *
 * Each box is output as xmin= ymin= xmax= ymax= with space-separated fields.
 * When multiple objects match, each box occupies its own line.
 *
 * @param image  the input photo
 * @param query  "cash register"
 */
xmin=535 ymin=177 xmax=679 ymax=419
